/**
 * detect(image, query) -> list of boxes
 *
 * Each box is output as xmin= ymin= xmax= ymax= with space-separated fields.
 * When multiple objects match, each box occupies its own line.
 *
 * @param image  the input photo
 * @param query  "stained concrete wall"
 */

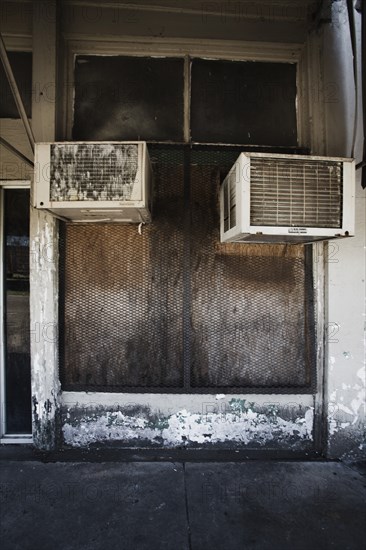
xmin=56 ymin=1 xmax=366 ymax=457
xmin=61 ymin=392 xmax=315 ymax=451
xmin=321 ymin=0 xmax=366 ymax=460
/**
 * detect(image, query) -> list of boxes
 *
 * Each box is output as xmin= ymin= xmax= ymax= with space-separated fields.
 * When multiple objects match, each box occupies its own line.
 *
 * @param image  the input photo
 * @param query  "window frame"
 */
xmin=0 ymin=180 xmax=32 ymax=444
xmin=0 ymin=37 xmax=33 ymax=443
xmin=62 ymin=38 xmax=305 ymax=146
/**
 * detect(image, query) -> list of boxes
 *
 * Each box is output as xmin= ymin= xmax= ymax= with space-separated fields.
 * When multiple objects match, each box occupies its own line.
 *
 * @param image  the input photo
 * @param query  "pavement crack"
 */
xmin=183 ymin=462 xmax=193 ymax=550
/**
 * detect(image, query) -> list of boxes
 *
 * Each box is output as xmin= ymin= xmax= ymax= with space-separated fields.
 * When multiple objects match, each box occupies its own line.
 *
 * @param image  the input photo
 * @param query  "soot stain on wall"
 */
xmin=60 ymin=147 xmax=315 ymax=394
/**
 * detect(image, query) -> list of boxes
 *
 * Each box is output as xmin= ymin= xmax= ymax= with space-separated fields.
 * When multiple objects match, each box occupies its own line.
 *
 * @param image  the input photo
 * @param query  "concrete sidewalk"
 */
xmin=0 ymin=458 xmax=365 ymax=550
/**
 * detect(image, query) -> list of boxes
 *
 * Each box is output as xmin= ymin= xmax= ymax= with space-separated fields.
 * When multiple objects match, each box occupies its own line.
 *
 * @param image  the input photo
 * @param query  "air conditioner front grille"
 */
xmin=250 ymin=158 xmax=343 ymax=228
xmin=49 ymin=143 xmax=139 ymax=202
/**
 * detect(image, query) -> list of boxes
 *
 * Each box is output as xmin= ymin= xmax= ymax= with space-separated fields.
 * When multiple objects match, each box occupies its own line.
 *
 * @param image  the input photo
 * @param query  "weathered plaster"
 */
xmin=30 ymin=209 xmax=61 ymax=449
xmin=322 ymin=0 xmax=366 ymax=459
xmin=62 ymin=393 xmax=314 ymax=450
xmin=29 ymin=0 xmax=60 ymax=450
xmin=328 ymin=365 xmax=366 ymax=458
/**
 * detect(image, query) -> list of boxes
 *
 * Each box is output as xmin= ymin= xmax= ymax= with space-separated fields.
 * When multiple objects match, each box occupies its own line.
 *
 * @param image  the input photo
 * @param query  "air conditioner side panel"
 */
xmin=238 ymin=153 xmax=251 ymax=236
xmin=220 ymin=159 xmax=238 ymax=242
xmin=33 ymin=143 xmax=52 ymax=208
xmin=341 ymin=160 xmax=355 ymax=236
xmin=219 ymin=177 xmax=225 ymax=240
xmin=142 ymin=142 xmax=153 ymax=223
xmin=220 ymin=153 xmax=251 ymax=243
xmin=129 ymin=142 xmax=143 ymax=202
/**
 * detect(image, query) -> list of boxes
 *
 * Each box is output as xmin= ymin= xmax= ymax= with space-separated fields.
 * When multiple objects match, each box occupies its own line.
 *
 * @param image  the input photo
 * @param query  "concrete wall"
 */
xmin=59 ymin=0 xmax=318 ymax=44
xmin=57 ymin=1 xmax=366 ymax=458
xmin=61 ymin=392 xmax=315 ymax=451
xmin=321 ymin=0 xmax=366 ymax=460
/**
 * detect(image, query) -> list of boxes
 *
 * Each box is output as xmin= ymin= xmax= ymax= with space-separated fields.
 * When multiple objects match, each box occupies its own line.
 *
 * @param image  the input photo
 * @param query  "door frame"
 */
xmin=0 ymin=179 xmax=32 ymax=443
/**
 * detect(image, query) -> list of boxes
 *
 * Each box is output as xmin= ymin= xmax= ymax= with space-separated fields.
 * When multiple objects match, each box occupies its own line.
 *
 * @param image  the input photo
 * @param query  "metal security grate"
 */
xmin=60 ymin=146 xmax=184 ymax=390
xmin=250 ymin=158 xmax=343 ymax=228
xmin=189 ymin=149 xmax=315 ymax=389
xmin=60 ymin=145 xmax=316 ymax=393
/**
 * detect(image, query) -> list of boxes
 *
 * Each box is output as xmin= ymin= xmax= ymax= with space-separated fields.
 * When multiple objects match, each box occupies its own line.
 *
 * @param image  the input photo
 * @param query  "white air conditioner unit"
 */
xmin=220 ymin=152 xmax=355 ymax=244
xmin=34 ymin=141 xmax=152 ymax=222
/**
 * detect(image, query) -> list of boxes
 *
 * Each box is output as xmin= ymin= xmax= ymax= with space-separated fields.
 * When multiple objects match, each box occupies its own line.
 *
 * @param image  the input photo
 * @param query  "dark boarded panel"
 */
xmin=61 ymin=146 xmax=315 ymax=392
xmin=190 ymin=150 xmax=311 ymax=388
xmin=0 ymin=52 xmax=32 ymax=118
xmin=72 ymin=56 xmax=184 ymax=142
xmin=191 ymin=59 xmax=297 ymax=146
xmin=61 ymin=148 xmax=184 ymax=389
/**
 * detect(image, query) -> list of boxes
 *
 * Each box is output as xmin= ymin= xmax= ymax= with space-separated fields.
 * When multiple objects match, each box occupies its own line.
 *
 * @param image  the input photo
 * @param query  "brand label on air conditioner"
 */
xmin=288 ymin=227 xmax=308 ymax=234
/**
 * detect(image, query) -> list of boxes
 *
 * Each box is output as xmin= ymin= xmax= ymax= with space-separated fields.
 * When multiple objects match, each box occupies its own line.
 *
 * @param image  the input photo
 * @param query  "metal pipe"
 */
xmin=0 ymin=137 xmax=34 ymax=167
xmin=0 ymin=33 xmax=35 ymax=154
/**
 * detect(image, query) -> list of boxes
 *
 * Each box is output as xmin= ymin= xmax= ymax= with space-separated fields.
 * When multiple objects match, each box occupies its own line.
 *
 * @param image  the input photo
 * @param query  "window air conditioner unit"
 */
xmin=220 ymin=152 xmax=355 ymax=244
xmin=34 ymin=141 xmax=152 ymax=223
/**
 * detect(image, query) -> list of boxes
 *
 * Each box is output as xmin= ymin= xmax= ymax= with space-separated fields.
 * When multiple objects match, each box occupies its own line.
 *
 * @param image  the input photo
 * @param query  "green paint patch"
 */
xmin=147 ymin=417 xmax=169 ymax=430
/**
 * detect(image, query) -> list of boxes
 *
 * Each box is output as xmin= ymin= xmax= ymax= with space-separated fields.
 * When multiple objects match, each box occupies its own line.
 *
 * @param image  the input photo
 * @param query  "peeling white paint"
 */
xmin=305 ymin=408 xmax=314 ymax=434
xmin=322 ymin=0 xmax=366 ymax=460
xmin=329 ymin=417 xmax=337 ymax=436
xmin=329 ymin=356 xmax=336 ymax=372
xmin=356 ymin=366 xmax=365 ymax=382
xmin=328 ymin=361 xmax=366 ymax=436
xmin=337 ymin=403 xmax=354 ymax=416
xmin=62 ymin=405 xmax=314 ymax=448
xmin=30 ymin=207 xmax=60 ymax=449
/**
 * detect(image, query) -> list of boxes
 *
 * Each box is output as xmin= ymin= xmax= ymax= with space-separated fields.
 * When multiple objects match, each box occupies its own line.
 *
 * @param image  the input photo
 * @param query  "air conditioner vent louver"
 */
xmin=250 ymin=159 xmax=343 ymax=228
xmin=34 ymin=141 xmax=152 ymax=223
xmin=220 ymin=153 xmax=355 ymax=244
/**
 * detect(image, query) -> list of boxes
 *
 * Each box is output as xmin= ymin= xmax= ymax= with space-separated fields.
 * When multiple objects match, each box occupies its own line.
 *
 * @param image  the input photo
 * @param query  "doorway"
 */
xmin=0 ymin=183 xmax=32 ymax=441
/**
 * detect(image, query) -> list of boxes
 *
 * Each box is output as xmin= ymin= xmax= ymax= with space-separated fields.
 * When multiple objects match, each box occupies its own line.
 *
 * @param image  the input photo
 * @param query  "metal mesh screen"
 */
xmin=60 ymin=145 xmax=316 ymax=393
xmin=60 ymin=147 xmax=184 ymax=389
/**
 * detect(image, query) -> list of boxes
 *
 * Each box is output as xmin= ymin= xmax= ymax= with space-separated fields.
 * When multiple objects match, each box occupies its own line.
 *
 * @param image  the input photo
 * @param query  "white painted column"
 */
xmin=322 ymin=1 xmax=366 ymax=459
xmin=30 ymin=0 xmax=60 ymax=449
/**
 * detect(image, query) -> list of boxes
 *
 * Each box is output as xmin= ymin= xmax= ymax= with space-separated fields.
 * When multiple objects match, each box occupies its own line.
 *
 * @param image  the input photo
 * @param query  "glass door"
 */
xmin=1 ymin=185 xmax=31 ymax=437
